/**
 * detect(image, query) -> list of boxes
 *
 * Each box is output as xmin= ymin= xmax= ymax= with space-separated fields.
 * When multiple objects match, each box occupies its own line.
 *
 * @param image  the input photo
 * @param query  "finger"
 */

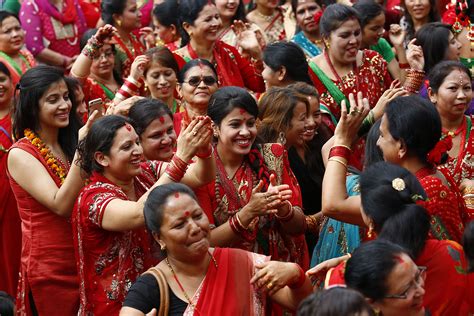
xmin=408 ymin=38 xmax=417 ymax=47
xmin=356 ymin=91 xmax=364 ymax=110
xmin=348 ymin=93 xmax=357 ymax=113
xmin=250 ymin=268 xmax=266 ymax=284
xmin=269 ymin=173 xmax=277 ymax=187
xmin=252 ymin=180 xmax=265 ymax=194
xmin=340 ymin=99 xmax=348 ymax=120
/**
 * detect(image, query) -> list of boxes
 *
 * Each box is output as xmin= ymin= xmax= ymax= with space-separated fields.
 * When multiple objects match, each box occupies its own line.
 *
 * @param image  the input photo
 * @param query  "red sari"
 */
xmin=415 ymin=167 xmax=467 ymax=243
xmin=72 ymin=161 xmax=163 ymax=315
xmin=0 ymin=113 xmax=21 ymax=297
xmin=174 ymin=41 xmax=265 ymax=93
xmin=195 ymin=143 xmax=309 ymax=270
xmin=184 ymin=247 xmax=268 ymax=315
xmin=8 ymin=138 xmax=79 ymax=316
xmin=442 ymin=115 xmax=474 ymax=220
xmin=325 ymin=240 xmax=474 ymax=316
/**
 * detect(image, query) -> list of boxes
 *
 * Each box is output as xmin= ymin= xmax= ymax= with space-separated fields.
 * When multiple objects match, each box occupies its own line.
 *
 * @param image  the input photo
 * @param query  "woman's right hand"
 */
xmin=372 ymin=80 xmax=406 ymax=119
xmin=95 ymin=24 xmax=117 ymax=45
xmin=175 ymin=116 xmax=213 ymax=162
xmin=130 ymin=55 xmax=150 ymax=82
xmin=334 ymin=92 xmax=369 ymax=147
xmin=78 ymin=109 xmax=102 ymax=141
xmin=406 ymin=38 xmax=425 ymax=71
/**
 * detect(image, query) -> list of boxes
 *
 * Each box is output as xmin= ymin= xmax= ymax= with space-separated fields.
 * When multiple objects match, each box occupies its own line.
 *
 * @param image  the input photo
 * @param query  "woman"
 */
xmin=73 ymin=113 xmax=215 ymax=315
xmin=355 ymin=162 xmax=473 ymax=315
xmin=174 ymin=59 xmax=219 ymax=135
xmin=120 ymin=183 xmax=312 ymax=315
xmin=0 ymin=62 xmax=20 ymax=298
xmin=128 ymin=99 xmax=179 ymax=162
xmin=101 ymin=0 xmax=145 ymax=79
xmin=247 ymin=0 xmax=289 ymax=43
xmin=291 ymin=0 xmax=324 ymax=58
xmin=152 ymin=0 xmax=181 ymax=51
xmin=19 ymin=0 xmax=87 ymax=68
xmin=427 ymin=61 xmax=474 ymax=219
xmin=7 ymin=65 xmax=94 ymax=315
xmin=401 ymin=0 xmax=439 ymax=43
xmin=175 ymin=0 xmax=265 ymax=93
xmin=215 ymin=0 xmax=247 ymax=46
xmin=262 ymin=41 xmax=313 ymax=89
xmin=286 ymin=83 xmax=332 ymax=253
xmin=71 ymin=25 xmax=122 ymax=108
xmin=352 ymin=0 xmax=407 ymax=81
xmin=195 ymin=87 xmax=308 ymax=269
xmin=345 ymin=240 xmax=427 ymax=316
xmin=118 ymin=46 xmax=182 ymax=114
xmin=297 ymin=286 xmax=375 ymax=316
xmin=308 ymin=4 xmax=392 ymax=133
xmin=322 ymin=93 xmax=467 ymax=242
xmin=0 ymin=11 xmax=36 ymax=88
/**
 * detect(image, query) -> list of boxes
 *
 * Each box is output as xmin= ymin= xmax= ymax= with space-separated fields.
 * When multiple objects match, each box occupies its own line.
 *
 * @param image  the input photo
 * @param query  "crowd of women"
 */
xmin=1 ymin=0 xmax=474 ymax=315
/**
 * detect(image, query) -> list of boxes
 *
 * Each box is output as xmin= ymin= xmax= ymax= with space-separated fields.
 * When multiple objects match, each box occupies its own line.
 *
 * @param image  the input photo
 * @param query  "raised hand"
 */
xmin=388 ymin=24 xmax=406 ymax=48
xmin=78 ymin=109 xmax=102 ymax=141
xmin=175 ymin=116 xmax=213 ymax=161
xmin=129 ymin=55 xmax=150 ymax=82
xmin=406 ymin=38 xmax=425 ymax=71
xmin=334 ymin=92 xmax=370 ymax=147
xmin=233 ymin=20 xmax=262 ymax=59
xmin=372 ymin=79 xmax=407 ymax=119
xmin=95 ymin=24 xmax=117 ymax=45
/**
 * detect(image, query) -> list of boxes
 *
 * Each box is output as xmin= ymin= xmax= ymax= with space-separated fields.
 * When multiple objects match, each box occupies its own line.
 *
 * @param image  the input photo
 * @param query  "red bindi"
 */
xmin=159 ymin=116 xmax=165 ymax=123
xmin=174 ymin=192 xmax=180 ymax=198
xmin=124 ymin=123 xmax=132 ymax=131
xmin=394 ymin=255 xmax=405 ymax=264
xmin=239 ymin=109 xmax=246 ymax=115
xmin=184 ymin=211 xmax=190 ymax=217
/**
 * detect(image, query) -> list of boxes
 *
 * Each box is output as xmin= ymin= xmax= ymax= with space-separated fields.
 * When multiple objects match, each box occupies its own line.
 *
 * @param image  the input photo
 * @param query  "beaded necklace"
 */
xmin=24 ymin=129 xmax=69 ymax=184
xmin=165 ymin=251 xmax=218 ymax=311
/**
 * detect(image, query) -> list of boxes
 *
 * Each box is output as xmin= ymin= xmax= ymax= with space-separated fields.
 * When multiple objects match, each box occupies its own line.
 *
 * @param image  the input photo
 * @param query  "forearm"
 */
xmin=272 ymin=276 xmax=313 ymax=310
xmin=36 ymin=48 xmax=66 ymax=67
xmin=208 ymin=222 xmax=241 ymax=246
xmin=277 ymin=205 xmax=306 ymax=235
xmin=182 ymin=155 xmax=216 ymax=188
xmin=71 ymin=52 xmax=93 ymax=80
xmin=394 ymin=44 xmax=408 ymax=83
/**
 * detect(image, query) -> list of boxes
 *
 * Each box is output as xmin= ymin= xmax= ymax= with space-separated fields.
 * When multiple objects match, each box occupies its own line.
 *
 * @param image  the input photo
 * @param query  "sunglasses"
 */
xmin=183 ymin=76 xmax=218 ymax=87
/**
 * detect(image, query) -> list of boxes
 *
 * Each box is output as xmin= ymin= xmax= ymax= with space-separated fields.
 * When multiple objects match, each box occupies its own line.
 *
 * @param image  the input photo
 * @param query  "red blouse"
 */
xmin=8 ymin=138 xmax=79 ymax=316
xmin=72 ymin=161 xmax=163 ymax=315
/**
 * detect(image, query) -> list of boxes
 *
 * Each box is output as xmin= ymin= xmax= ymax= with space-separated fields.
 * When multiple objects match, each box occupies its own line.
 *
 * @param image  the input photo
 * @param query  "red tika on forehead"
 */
xmin=184 ymin=211 xmax=190 ymax=217
xmin=124 ymin=123 xmax=132 ymax=131
xmin=174 ymin=192 xmax=180 ymax=198
xmin=159 ymin=116 xmax=165 ymax=123
xmin=394 ymin=255 xmax=406 ymax=264
xmin=239 ymin=108 xmax=246 ymax=115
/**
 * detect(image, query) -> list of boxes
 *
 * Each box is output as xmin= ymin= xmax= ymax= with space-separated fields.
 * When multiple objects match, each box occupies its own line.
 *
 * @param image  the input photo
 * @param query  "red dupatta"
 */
xmin=191 ymin=248 xmax=268 ymax=316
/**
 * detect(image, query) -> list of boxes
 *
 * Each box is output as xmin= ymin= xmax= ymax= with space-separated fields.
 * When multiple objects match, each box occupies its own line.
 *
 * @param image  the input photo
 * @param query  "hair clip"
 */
xmin=15 ymin=83 xmax=22 ymax=90
xmin=392 ymin=178 xmax=406 ymax=191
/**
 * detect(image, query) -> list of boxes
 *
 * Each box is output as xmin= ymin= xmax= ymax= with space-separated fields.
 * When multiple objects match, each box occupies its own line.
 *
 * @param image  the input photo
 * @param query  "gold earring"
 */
xmin=367 ymin=226 xmax=374 ymax=238
xmin=116 ymin=19 xmax=122 ymax=27
xmin=160 ymin=244 xmax=166 ymax=251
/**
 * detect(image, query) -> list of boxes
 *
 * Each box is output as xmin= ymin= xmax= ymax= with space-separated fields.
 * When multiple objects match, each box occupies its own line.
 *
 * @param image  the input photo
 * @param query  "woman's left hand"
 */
xmin=140 ymin=27 xmax=156 ymax=50
xmin=250 ymin=261 xmax=301 ymax=296
xmin=266 ymin=174 xmax=293 ymax=212
xmin=334 ymin=92 xmax=370 ymax=147
xmin=176 ymin=116 xmax=213 ymax=161
xmin=129 ymin=55 xmax=150 ymax=82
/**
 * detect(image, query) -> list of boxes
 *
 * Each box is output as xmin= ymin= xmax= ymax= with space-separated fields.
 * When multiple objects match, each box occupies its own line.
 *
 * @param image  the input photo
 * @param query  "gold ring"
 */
xmin=267 ymin=282 xmax=273 ymax=289
xmin=350 ymin=109 xmax=362 ymax=115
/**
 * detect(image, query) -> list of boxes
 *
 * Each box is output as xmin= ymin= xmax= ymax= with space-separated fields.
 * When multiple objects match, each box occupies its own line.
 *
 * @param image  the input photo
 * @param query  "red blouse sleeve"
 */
xmin=194 ymin=182 xmax=216 ymax=225
xmin=230 ymin=45 xmax=265 ymax=93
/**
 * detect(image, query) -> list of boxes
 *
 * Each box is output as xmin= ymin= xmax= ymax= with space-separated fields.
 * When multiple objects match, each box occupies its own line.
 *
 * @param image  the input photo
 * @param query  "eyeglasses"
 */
xmin=93 ymin=50 xmax=114 ymax=60
xmin=384 ymin=266 xmax=427 ymax=300
xmin=183 ymin=76 xmax=218 ymax=87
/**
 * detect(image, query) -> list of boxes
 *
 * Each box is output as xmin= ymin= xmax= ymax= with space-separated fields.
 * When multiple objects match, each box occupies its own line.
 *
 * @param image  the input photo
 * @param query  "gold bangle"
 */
xmin=328 ymin=157 xmax=348 ymax=168
xmin=235 ymin=212 xmax=249 ymax=230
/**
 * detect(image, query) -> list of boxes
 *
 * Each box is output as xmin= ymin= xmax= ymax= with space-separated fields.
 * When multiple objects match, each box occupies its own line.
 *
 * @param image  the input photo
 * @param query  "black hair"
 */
xmin=360 ymin=161 xmax=429 ymax=258
xmin=345 ymin=239 xmax=410 ymax=301
xmin=297 ymin=286 xmax=375 ymax=316
xmin=177 ymin=58 xmax=218 ymax=83
xmin=263 ymin=41 xmax=313 ymax=85
xmin=0 ymin=10 xmax=19 ymax=25
xmin=77 ymin=115 xmax=132 ymax=175
xmin=207 ymin=86 xmax=258 ymax=126
xmin=128 ymin=98 xmax=173 ymax=136
xmin=415 ymin=23 xmax=453 ymax=73
xmin=80 ymin=29 xmax=123 ymax=85
xmin=384 ymin=95 xmax=441 ymax=164
xmin=0 ymin=61 xmax=11 ymax=78
xmin=428 ymin=60 xmax=472 ymax=94
xmin=13 ymin=65 xmax=80 ymax=161
xmin=320 ymin=4 xmax=360 ymax=38
xmin=402 ymin=0 xmax=439 ymax=41
xmin=463 ymin=220 xmax=474 ymax=273
xmin=144 ymin=182 xmax=198 ymax=234
xmin=0 ymin=291 xmax=15 ymax=316
xmin=177 ymin=0 xmax=211 ymax=46
xmin=144 ymin=46 xmax=179 ymax=77
xmin=153 ymin=0 xmax=179 ymax=28
xmin=352 ymin=0 xmax=384 ymax=28
xmin=364 ymin=119 xmax=383 ymax=168
xmin=101 ymin=0 xmax=127 ymax=26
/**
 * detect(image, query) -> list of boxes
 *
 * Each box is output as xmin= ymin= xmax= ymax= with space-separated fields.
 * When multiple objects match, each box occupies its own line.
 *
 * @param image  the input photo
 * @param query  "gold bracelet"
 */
xmin=235 ymin=212 xmax=249 ymax=230
xmin=328 ymin=157 xmax=348 ymax=168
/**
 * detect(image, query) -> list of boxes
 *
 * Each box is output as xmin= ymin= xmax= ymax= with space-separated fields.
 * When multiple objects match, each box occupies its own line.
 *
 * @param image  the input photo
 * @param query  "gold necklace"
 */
xmin=255 ymin=9 xmax=277 ymax=22
xmin=165 ymin=251 xmax=218 ymax=309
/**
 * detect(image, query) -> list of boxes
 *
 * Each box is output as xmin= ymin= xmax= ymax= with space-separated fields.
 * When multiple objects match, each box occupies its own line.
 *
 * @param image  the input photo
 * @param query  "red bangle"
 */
xmin=399 ymin=62 xmax=410 ymax=69
xmin=329 ymin=145 xmax=351 ymax=160
xmin=196 ymin=146 xmax=213 ymax=159
xmin=289 ymin=265 xmax=306 ymax=289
